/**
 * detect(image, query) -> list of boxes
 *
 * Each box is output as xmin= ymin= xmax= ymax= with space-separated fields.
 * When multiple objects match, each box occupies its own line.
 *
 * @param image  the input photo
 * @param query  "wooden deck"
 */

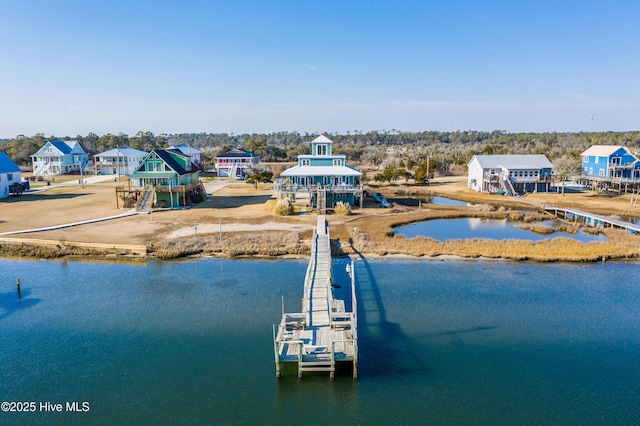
xmin=273 ymin=215 xmax=358 ymax=379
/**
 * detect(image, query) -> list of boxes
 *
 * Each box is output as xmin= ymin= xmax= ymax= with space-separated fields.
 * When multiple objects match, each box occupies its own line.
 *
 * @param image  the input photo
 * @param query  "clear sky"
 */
xmin=1 ymin=0 xmax=638 ymax=137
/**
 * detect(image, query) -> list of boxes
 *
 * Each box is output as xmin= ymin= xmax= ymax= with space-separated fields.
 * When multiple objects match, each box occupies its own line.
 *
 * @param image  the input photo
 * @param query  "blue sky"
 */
xmin=1 ymin=0 xmax=638 ymax=137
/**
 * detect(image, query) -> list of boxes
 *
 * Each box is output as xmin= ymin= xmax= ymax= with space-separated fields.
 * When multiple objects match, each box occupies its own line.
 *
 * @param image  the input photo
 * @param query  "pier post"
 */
xmin=16 ymin=277 xmax=21 ymax=299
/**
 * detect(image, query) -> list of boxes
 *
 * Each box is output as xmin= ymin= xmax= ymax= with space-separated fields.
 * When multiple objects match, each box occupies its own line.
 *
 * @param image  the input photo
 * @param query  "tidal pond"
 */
xmin=395 ymin=218 xmax=608 ymax=243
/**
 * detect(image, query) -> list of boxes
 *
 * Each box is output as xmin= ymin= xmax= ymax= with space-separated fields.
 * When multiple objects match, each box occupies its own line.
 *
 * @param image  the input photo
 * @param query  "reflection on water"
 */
xmin=427 ymin=196 xmax=470 ymax=207
xmin=395 ymin=218 xmax=608 ymax=243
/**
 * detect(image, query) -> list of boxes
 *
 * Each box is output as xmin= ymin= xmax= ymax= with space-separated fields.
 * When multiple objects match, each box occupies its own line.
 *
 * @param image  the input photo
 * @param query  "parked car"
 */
xmin=372 ymin=192 xmax=383 ymax=203
xmin=380 ymin=198 xmax=390 ymax=208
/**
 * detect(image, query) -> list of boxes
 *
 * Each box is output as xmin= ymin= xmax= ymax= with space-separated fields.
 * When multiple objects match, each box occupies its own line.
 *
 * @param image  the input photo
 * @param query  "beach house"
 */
xmin=215 ymin=148 xmax=260 ymax=178
xmin=31 ymin=140 xmax=89 ymax=177
xmin=94 ymin=147 xmax=149 ymax=177
xmin=278 ymin=135 xmax=363 ymax=210
xmin=0 ymin=152 xmax=22 ymax=198
xmin=128 ymin=148 xmax=205 ymax=208
xmin=580 ymin=145 xmax=640 ymax=181
xmin=468 ymin=154 xmax=553 ymax=195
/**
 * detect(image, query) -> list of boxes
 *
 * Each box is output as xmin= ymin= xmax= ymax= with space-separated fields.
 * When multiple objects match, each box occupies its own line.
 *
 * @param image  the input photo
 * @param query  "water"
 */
xmin=395 ymin=218 xmax=609 ymax=243
xmin=427 ymin=196 xmax=469 ymax=207
xmin=1 ymin=257 xmax=639 ymax=425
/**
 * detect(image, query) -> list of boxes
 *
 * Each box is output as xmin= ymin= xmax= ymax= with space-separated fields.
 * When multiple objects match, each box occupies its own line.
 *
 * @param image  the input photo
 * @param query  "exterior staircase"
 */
xmin=500 ymin=174 xmax=517 ymax=196
xmin=135 ymin=189 xmax=154 ymax=213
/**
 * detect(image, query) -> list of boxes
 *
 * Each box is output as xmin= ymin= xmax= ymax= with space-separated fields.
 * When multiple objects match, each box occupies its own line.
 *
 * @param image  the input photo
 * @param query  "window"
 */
xmin=333 ymin=159 xmax=341 ymax=166
xmin=302 ymin=159 xmax=310 ymax=166
xmin=595 ymin=157 xmax=599 ymax=164
xmin=583 ymin=156 xmax=588 ymax=163
xmin=317 ymin=144 xmax=327 ymax=156
xmin=7 ymin=173 xmax=13 ymax=181
xmin=589 ymin=167 xmax=593 ymax=174
xmin=599 ymin=169 xmax=605 ymax=177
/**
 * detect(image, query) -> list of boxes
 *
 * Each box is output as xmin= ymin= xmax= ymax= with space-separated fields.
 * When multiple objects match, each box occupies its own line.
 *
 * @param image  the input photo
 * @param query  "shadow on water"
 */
xmin=0 ymin=289 xmax=41 ymax=321
xmin=350 ymin=248 xmax=429 ymax=377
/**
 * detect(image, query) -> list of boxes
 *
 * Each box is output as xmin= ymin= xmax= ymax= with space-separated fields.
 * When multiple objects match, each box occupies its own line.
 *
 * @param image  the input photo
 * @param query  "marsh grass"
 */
xmin=151 ymin=231 xmax=308 ymax=259
xmin=347 ymin=207 xmax=639 ymax=262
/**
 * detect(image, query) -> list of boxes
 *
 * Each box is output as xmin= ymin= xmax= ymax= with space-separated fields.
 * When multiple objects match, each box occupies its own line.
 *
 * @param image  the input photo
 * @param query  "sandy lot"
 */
xmin=2 ymin=176 xmax=639 ymax=248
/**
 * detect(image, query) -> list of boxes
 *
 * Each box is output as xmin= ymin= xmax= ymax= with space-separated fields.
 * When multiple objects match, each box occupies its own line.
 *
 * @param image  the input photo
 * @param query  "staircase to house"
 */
xmin=135 ymin=189 xmax=154 ymax=213
xmin=35 ymin=163 xmax=51 ymax=177
xmin=500 ymin=174 xmax=517 ymax=196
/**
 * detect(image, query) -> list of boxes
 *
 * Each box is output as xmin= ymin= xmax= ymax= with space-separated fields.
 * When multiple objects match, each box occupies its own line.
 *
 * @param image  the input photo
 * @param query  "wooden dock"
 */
xmin=522 ymin=200 xmax=640 ymax=233
xmin=273 ymin=215 xmax=358 ymax=379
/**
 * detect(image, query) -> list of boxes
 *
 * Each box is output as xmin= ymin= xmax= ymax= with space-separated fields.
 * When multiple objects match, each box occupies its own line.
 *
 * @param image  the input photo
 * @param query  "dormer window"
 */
xmin=317 ymin=144 xmax=327 ymax=156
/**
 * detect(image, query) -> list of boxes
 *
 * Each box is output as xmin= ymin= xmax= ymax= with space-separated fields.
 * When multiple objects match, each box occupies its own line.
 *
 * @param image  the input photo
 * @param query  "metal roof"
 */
xmin=280 ymin=164 xmax=362 ymax=177
xmin=581 ymin=145 xmax=630 ymax=157
xmin=94 ymin=148 xmax=149 ymax=157
xmin=0 ymin=152 xmax=21 ymax=173
xmin=470 ymin=154 xmax=553 ymax=169
xmin=312 ymin=135 xmax=333 ymax=143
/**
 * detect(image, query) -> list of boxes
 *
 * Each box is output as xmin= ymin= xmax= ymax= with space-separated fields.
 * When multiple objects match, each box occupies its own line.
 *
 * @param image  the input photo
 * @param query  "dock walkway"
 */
xmin=273 ymin=215 xmax=358 ymax=379
xmin=522 ymin=200 xmax=640 ymax=233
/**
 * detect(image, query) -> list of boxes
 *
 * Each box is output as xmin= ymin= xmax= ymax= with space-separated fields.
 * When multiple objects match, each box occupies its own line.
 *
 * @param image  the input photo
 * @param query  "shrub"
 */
xmin=333 ymin=201 xmax=352 ymax=216
xmin=274 ymin=198 xmax=293 ymax=216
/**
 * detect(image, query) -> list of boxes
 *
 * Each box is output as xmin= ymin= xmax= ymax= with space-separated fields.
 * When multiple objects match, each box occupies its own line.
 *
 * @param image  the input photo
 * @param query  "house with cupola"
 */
xmin=277 ymin=135 xmax=363 ymax=210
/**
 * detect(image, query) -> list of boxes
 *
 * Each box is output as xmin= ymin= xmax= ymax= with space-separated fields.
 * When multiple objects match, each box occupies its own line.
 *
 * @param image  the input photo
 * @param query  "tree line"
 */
xmin=2 ymin=130 xmax=640 ymax=177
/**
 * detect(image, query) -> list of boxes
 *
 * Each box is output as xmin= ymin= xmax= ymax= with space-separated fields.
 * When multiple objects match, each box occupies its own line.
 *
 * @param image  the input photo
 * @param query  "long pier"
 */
xmin=273 ymin=215 xmax=358 ymax=379
xmin=522 ymin=200 xmax=640 ymax=233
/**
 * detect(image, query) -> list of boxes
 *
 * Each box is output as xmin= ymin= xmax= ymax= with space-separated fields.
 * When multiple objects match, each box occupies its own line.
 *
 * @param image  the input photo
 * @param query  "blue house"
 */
xmin=278 ymin=135 xmax=363 ymax=210
xmin=31 ymin=140 xmax=89 ymax=177
xmin=0 ymin=152 xmax=22 ymax=198
xmin=581 ymin=145 xmax=640 ymax=181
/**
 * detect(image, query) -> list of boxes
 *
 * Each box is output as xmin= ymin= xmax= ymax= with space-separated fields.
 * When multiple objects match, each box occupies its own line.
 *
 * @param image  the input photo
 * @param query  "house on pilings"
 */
xmin=126 ymin=149 xmax=206 ymax=209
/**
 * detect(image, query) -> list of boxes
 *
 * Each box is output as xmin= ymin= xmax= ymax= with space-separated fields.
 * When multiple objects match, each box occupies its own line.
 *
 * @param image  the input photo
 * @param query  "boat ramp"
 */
xmin=273 ymin=215 xmax=358 ymax=379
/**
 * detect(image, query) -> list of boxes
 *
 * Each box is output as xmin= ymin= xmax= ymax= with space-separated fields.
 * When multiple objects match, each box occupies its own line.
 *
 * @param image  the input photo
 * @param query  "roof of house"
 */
xmin=168 ymin=145 xmax=203 ymax=155
xmin=581 ymin=145 xmax=630 ymax=157
xmin=312 ymin=135 xmax=333 ymax=144
xmin=0 ymin=152 xmax=21 ymax=173
xmin=280 ymin=164 xmax=362 ymax=177
xmin=95 ymin=148 xmax=149 ymax=157
xmin=469 ymin=154 xmax=553 ymax=169
xmin=155 ymin=149 xmax=192 ymax=175
xmin=217 ymin=148 xmax=259 ymax=158
xmin=49 ymin=140 xmax=75 ymax=154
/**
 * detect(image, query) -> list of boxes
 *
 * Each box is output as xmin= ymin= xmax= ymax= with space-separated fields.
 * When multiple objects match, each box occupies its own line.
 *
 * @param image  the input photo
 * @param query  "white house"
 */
xmin=168 ymin=145 xmax=203 ymax=169
xmin=468 ymin=154 xmax=553 ymax=195
xmin=94 ymin=147 xmax=149 ymax=177
xmin=31 ymin=140 xmax=89 ymax=177
xmin=0 ymin=152 xmax=22 ymax=198
xmin=215 ymin=148 xmax=260 ymax=178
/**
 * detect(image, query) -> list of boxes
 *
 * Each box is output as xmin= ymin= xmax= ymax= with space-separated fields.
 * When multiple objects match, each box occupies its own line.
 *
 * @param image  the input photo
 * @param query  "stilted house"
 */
xmin=94 ymin=147 xmax=148 ymax=177
xmin=277 ymin=135 xmax=363 ymax=210
xmin=580 ymin=145 xmax=640 ymax=182
xmin=468 ymin=154 xmax=553 ymax=195
xmin=0 ymin=152 xmax=23 ymax=198
xmin=31 ymin=140 xmax=89 ymax=177
xmin=215 ymin=148 xmax=260 ymax=178
xmin=127 ymin=149 xmax=205 ymax=208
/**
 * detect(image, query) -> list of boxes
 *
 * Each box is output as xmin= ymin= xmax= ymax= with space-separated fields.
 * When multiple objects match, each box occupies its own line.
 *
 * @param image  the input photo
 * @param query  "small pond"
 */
xmin=394 ymin=218 xmax=608 ymax=243
xmin=427 ymin=196 xmax=470 ymax=206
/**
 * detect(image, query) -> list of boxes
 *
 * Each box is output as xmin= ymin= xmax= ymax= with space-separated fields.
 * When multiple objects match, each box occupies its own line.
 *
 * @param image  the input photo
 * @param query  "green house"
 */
xmin=128 ymin=149 xmax=204 ymax=208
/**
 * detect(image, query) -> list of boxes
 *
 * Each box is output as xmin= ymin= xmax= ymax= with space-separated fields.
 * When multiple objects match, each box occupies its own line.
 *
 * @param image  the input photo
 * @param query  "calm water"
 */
xmin=395 ymin=218 xmax=609 ymax=243
xmin=427 ymin=196 xmax=469 ymax=207
xmin=1 ymin=257 xmax=639 ymax=425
